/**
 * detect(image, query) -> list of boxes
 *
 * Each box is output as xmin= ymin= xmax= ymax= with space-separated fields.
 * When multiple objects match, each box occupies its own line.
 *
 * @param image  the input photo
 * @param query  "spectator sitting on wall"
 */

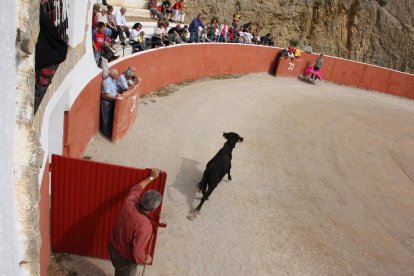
xmin=260 ymin=33 xmax=274 ymax=46
xmin=129 ymin=23 xmax=145 ymax=52
xmin=162 ymin=0 xmax=173 ymax=20
xmin=92 ymin=3 xmax=101 ymax=31
xmin=101 ymin=69 xmax=123 ymax=138
xmin=232 ymin=10 xmax=241 ymax=31
xmin=93 ymin=22 xmax=119 ymax=65
xmin=168 ymin=23 xmax=183 ymax=44
xmin=294 ymin=48 xmax=302 ymax=58
xmin=115 ymin=7 xmax=130 ymax=45
xmin=218 ymin=20 xmax=229 ymax=43
xmin=96 ymin=6 xmax=112 ymax=37
xmin=106 ymin=6 xmax=118 ymax=43
xmin=149 ymin=0 xmax=165 ymax=20
xmin=188 ymin=14 xmax=204 ymax=43
xmin=287 ymin=46 xmax=296 ymax=58
xmin=116 ymin=69 xmax=137 ymax=93
xmin=304 ymin=43 xmax=313 ymax=53
xmin=171 ymin=0 xmax=185 ymax=23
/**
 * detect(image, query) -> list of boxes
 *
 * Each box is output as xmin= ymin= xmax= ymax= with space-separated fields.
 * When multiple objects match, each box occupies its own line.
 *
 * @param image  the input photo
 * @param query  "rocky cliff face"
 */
xmin=185 ymin=0 xmax=414 ymax=73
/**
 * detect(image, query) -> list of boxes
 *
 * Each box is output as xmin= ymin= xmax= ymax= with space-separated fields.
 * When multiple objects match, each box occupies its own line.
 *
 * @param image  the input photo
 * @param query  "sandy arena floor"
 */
xmin=56 ymin=74 xmax=414 ymax=275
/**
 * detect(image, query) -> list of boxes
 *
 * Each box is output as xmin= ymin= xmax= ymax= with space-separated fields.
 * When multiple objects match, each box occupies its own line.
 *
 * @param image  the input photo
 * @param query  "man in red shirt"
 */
xmin=109 ymin=168 xmax=162 ymax=275
xmin=172 ymin=0 xmax=185 ymax=23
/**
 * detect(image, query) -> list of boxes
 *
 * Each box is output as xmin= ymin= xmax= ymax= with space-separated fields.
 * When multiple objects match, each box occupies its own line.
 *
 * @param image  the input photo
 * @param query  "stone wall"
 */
xmin=185 ymin=0 xmax=414 ymax=74
xmin=15 ymin=0 xmax=42 ymax=274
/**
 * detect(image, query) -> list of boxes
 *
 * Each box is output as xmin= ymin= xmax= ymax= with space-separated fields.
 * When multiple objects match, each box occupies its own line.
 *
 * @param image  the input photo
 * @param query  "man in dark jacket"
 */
xmin=188 ymin=14 xmax=204 ymax=43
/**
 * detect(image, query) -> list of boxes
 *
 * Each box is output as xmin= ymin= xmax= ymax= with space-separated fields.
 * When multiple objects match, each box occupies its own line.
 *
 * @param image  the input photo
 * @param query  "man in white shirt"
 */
xmin=115 ymin=7 xmax=130 ymax=45
xmin=101 ymin=69 xmax=123 ymax=138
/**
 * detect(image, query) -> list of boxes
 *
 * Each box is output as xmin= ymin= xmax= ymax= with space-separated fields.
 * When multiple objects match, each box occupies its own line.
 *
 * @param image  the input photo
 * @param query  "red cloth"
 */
xmin=110 ymin=185 xmax=153 ymax=264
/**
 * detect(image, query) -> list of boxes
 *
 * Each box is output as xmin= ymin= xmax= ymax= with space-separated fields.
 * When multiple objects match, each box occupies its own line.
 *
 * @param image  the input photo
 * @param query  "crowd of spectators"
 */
xmin=92 ymin=2 xmax=281 ymax=66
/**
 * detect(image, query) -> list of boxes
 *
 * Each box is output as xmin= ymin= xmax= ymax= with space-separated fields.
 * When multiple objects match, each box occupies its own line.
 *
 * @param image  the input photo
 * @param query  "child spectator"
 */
xmin=129 ymin=23 xmax=144 ymax=52
xmin=93 ymin=22 xmax=119 ymax=65
xmin=199 ymin=29 xmax=210 ymax=42
xmin=172 ymin=0 xmax=185 ymax=23
xmin=218 ymin=20 xmax=229 ymax=42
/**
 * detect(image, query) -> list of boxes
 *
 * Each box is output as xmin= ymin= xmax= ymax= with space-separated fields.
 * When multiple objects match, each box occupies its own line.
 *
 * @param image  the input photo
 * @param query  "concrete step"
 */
xmin=121 ymin=7 xmax=152 ymax=19
xmin=110 ymin=0 xmax=148 ymax=9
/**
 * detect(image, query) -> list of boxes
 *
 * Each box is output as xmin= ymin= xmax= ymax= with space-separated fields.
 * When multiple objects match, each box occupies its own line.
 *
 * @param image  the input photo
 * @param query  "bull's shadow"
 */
xmin=167 ymin=157 xmax=202 ymax=212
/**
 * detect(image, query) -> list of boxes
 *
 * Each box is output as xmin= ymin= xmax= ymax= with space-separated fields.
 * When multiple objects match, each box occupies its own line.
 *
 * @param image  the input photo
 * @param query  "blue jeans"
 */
xmin=189 ymin=31 xmax=199 ymax=43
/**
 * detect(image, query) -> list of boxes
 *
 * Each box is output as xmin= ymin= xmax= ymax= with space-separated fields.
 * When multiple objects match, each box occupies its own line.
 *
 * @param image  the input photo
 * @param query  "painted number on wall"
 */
xmin=288 ymin=62 xmax=295 ymax=71
xmin=131 ymin=96 xmax=137 ymax=112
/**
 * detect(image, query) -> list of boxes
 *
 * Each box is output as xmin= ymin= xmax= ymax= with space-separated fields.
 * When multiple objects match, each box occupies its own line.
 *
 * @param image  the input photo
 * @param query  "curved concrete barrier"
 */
xmin=64 ymin=44 xmax=414 ymax=158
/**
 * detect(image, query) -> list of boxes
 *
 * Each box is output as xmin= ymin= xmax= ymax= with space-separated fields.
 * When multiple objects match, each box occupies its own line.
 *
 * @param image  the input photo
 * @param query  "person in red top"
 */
xmin=93 ymin=22 xmax=119 ymax=65
xmin=92 ymin=3 xmax=101 ymax=30
xmin=172 ymin=0 xmax=185 ymax=23
xmin=109 ymin=168 xmax=162 ymax=276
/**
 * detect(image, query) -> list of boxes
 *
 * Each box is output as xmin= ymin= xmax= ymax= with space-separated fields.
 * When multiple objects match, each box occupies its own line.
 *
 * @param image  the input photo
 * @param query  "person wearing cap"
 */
xmin=109 ymin=168 xmax=163 ymax=275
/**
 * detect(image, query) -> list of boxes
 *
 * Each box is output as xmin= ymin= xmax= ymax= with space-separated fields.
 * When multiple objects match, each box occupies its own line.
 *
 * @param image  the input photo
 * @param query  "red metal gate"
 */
xmin=50 ymin=154 xmax=167 ymax=263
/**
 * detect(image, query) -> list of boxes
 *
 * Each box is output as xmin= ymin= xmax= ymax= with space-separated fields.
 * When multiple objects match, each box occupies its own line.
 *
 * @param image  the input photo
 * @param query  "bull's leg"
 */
xmin=194 ymin=196 xmax=207 ymax=212
xmin=227 ymin=164 xmax=232 ymax=181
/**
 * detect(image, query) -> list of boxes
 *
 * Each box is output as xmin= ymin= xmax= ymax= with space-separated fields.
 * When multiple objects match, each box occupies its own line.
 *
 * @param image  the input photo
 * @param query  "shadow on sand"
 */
xmin=167 ymin=157 xmax=203 ymax=213
xmin=297 ymin=75 xmax=316 ymax=84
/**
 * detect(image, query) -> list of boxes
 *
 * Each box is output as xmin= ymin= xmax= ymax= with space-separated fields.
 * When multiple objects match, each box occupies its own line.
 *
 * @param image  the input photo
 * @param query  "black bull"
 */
xmin=193 ymin=132 xmax=244 ymax=215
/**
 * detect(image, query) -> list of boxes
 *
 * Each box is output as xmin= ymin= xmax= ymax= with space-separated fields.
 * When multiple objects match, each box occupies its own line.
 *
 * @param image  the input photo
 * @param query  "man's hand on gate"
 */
xmin=150 ymin=168 xmax=161 ymax=179
xmin=146 ymin=255 xmax=152 ymax=264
